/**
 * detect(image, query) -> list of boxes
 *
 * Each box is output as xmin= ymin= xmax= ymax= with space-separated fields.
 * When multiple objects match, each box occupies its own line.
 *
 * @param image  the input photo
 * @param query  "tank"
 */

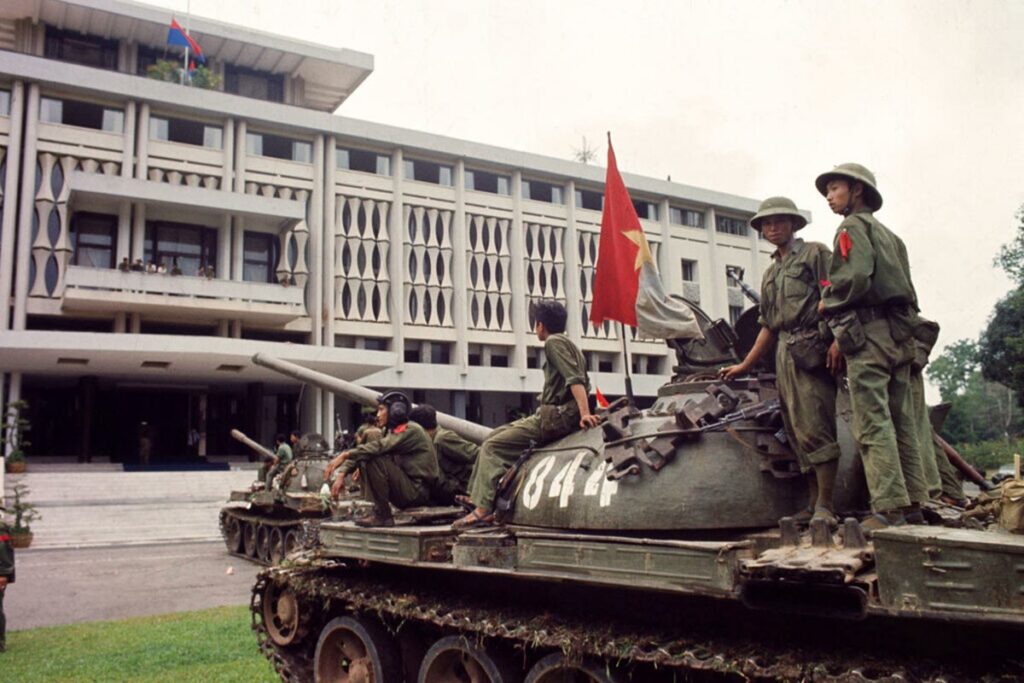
xmin=246 ymin=307 xmax=1024 ymax=682
xmin=219 ymin=430 xmax=339 ymax=565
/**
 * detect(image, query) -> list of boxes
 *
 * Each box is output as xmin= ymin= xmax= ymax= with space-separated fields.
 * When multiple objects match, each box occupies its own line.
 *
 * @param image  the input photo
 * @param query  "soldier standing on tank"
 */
xmin=454 ymin=300 xmax=601 ymax=530
xmin=816 ymin=163 xmax=931 ymax=531
xmin=324 ymin=392 xmax=439 ymax=527
xmin=409 ymin=403 xmax=479 ymax=505
xmin=0 ymin=518 xmax=14 ymax=652
xmin=720 ymin=197 xmax=841 ymax=525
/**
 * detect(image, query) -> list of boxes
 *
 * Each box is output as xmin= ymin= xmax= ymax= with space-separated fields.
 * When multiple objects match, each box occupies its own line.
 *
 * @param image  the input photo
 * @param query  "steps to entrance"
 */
xmin=4 ymin=468 xmax=256 ymax=550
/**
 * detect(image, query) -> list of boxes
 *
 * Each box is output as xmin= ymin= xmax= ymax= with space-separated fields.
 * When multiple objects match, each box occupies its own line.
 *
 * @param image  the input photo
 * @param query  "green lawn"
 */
xmin=1 ymin=605 xmax=279 ymax=682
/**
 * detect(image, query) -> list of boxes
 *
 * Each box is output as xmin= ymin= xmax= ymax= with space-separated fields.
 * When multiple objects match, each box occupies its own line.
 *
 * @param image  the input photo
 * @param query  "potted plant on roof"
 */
xmin=2 ymin=400 xmax=30 ymax=474
xmin=6 ymin=482 xmax=40 ymax=549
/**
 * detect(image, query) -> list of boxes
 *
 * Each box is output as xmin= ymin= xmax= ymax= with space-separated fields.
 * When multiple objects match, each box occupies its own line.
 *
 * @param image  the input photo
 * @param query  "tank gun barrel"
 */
xmin=230 ymin=428 xmax=276 ymax=460
xmin=251 ymin=353 xmax=493 ymax=445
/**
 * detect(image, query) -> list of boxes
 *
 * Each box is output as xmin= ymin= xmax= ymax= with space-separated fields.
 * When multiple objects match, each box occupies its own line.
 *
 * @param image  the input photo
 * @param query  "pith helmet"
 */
xmin=815 ymin=163 xmax=883 ymax=211
xmin=749 ymin=196 xmax=807 ymax=232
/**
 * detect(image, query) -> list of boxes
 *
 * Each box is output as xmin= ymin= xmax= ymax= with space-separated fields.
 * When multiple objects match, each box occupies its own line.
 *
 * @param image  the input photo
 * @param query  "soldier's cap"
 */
xmin=749 ymin=196 xmax=807 ymax=232
xmin=815 ymin=162 xmax=883 ymax=211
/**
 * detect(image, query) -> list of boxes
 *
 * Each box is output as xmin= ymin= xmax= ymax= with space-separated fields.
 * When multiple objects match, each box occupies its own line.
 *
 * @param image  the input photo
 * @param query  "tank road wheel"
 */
xmin=268 ymin=527 xmax=286 ymax=564
xmin=223 ymin=514 xmax=243 ymax=553
xmin=418 ymin=635 xmax=521 ymax=683
xmin=525 ymin=653 xmax=624 ymax=683
xmin=262 ymin=581 xmax=306 ymax=647
xmin=284 ymin=529 xmax=301 ymax=556
xmin=242 ymin=522 xmax=258 ymax=558
xmin=314 ymin=615 xmax=402 ymax=683
xmin=256 ymin=524 xmax=272 ymax=563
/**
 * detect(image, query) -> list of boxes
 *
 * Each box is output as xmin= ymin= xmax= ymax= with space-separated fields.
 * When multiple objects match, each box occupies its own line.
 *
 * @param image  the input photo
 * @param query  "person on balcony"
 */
xmin=118 ymin=257 xmax=130 ymax=273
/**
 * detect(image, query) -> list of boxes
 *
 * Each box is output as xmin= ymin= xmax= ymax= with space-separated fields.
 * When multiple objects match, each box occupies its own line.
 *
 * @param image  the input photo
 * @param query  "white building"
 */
xmin=0 ymin=0 xmax=784 ymax=464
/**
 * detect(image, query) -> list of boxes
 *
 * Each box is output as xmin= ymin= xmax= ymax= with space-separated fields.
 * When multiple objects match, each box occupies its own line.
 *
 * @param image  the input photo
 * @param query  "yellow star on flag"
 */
xmin=623 ymin=227 xmax=654 ymax=272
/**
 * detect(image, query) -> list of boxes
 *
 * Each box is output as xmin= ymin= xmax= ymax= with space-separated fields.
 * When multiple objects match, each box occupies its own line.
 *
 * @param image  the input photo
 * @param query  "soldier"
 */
xmin=324 ymin=392 xmax=439 ymax=527
xmin=816 ymin=163 xmax=930 ymax=530
xmin=260 ymin=432 xmax=294 ymax=489
xmin=409 ymin=403 xmax=479 ymax=505
xmin=454 ymin=300 xmax=601 ymax=529
xmin=721 ymin=197 xmax=841 ymax=525
xmin=0 ymin=517 xmax=14 ymax=652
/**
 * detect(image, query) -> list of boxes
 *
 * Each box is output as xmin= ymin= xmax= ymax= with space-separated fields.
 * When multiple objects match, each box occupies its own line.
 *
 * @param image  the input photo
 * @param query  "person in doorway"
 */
xmin=454 ymin=300 xmax=601 ymax=530
xmin=720 ymin=196 xmax=841 ymax=525
xmin=816 ymin=163 xmax=930 ymax=531
xmin=0 ymin=518 xmax=14 ymax=652
xmin=323 ymin=392 xmax=439 ymax=527
xmin=409 ymin=404 xmax=479 ymax=505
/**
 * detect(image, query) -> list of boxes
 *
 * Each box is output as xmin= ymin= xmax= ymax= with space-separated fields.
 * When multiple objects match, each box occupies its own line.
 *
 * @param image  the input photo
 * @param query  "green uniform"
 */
xmin=346 ymin=421 xmax=439 ymax=511
xmin=469 ymin=333 xmax=589 ymax=511
xmin=758 ymin=238 xmax=840 ymax=473
xmin=262 ymin=442 xmax=294 ymax=488
xmin=822 ymin=210 xmax=930 ymax=512
xmin=0 ymin=522 xmax=14 ymax=651
xmin=430 ymin=427 xmax=479 ymax=503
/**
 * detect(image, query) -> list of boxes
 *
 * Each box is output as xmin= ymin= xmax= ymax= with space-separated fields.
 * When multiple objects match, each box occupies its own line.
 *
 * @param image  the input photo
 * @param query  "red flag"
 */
xmin=594 ymin=387 xmax=610 ymax=408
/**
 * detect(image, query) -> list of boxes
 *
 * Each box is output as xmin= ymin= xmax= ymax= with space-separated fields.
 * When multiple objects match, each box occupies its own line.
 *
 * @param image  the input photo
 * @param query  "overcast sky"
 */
xmin=153 ymin=0 xmax=1024 ymax=391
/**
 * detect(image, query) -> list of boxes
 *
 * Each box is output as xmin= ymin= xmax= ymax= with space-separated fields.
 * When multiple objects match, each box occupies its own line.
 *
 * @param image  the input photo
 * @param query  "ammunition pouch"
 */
xmin=910 ymin=316 xmax=941 ymax=373
xmin=828 ymin=310 xmax=866 ymax=356
xmin=886 ymin=305 xmax=916 ymax=344
xmin=784 ymin=327 xmax=829 ymax=371
xmin=538 ymin=401 xmax=579 ymax=442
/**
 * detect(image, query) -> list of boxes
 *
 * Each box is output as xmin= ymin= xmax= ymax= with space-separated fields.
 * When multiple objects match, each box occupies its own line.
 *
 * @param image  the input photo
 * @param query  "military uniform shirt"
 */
xmin=346 ymin=421 xmax=440 ymax=489
xmin=822 ymin=210 xmax=918 ymax=314
xmin=0 ymin=522 xmax=14 ymax=583
xmin=538 ymin=334 xmax=590 ymax=406
xmin=757 ymin=238 xmax=831 ymax=333
xmin=433 ymin=427 xmax=478 ymax=479
xmin=275 ymin=443 xmax=293 ymax=464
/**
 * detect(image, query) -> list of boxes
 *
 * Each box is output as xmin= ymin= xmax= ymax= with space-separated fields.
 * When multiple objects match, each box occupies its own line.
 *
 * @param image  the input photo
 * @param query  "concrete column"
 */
xmin=135 ymin=102 xmax=149 ymax=180
xmin=508 ymin=170 xmax=528 ymax=372
xmin=5 ymin=374 xmax=22 ymax=457
xmin=748 ymin=222 xmax=762 ymax=284
xmin=321 ymin=135 xmax=337 ymax=444
xmin=116 ymin=201 xmax=131 ymax=263
xmin=217 ymin=214 xmax=231 ymax=277
xmin=230 ymin=320 xmax=242 ymax=338
xmin=309 ymin=134 xmax=325 ymax=437
xmin=389 ymin=148 xmax=406 ymax=371
xmin=130 ymin=313 xmax=141 ymax=333
xmin=77 ymin=376 xmax=97 ymax=463
xmin=451 ymin=160 xmax=469 ymax=372
xmin=705 ymin=207 xmax=723 ymax=319
xmin=233 ymin=121 xmax=247 ymax=193
xmin=113 ymin=312 xmax=127 ymax=333
xmin=216 ymin=320 xmax=229 ymax=336
xmin=563 ymin=179 xmax=583 ymax=342
xmin=231 ymin=216 xmax=244 ymax=281
xmin=222 ymin=118 xmax=234 ymax=192
xmin=131 ymin=203 xmax=146 ymax=261
xmin=0 ymin=81 xmax=26 ymax=333
xmin=658 ymin=198 xmax=672 ymax=275
xmin=121 ymin=101 xmax=136 ymax=178
xmin=452 ymin=390 xmax=467 ymax=419
xmin=12 ymin=83 xmax=40 ymax=331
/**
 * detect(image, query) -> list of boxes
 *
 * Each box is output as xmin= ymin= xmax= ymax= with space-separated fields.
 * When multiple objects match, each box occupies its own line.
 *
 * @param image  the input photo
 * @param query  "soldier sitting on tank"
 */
xmin=256 ymin=432 xmax=295 ymax=490
xmin=323 ymin=392 xmax=440 ymax=527
xmin=409 ymin=403 xmax=479 ymax=505
xmin=454 ymin=300 xmax=601 ymax=530
xmin=720 ymin=196 xmax=842 ymax=526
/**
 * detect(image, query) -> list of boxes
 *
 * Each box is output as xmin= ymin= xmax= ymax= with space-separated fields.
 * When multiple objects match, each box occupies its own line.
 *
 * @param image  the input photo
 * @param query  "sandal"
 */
xmin=454 ymin=494 xmax=474 ymax=512
xmin=452 ymin=508 xmax=494 ymax=531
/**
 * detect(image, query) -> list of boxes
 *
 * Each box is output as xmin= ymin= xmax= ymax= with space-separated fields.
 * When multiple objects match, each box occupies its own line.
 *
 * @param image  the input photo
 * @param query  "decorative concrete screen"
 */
xmin=403 ymin=204 xmax=453 ymax=327
xmin=466 ymin=213 xmax=512 ymax=332
xmin=336 ymin=194 xmax=391 ymax=323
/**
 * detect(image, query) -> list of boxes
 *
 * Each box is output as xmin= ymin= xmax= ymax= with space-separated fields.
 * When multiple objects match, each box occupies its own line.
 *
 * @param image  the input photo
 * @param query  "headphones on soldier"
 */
xmin=377 ymin=391 xmax=411 ymax=429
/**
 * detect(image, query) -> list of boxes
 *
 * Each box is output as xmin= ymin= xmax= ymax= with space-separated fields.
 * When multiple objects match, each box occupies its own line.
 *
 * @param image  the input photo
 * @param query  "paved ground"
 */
xmin=5 ymin=541 xmax=262 ymax=630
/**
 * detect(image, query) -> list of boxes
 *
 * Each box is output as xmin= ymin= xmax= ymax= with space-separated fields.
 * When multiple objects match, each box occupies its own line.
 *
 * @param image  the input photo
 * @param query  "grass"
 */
xmin=1 ymin=605 xmax=279 ymax=682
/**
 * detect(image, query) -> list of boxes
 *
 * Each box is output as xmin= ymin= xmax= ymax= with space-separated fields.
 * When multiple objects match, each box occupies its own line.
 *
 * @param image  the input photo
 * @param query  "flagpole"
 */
xmin=619 ymin=322 xmax=635 ymax=404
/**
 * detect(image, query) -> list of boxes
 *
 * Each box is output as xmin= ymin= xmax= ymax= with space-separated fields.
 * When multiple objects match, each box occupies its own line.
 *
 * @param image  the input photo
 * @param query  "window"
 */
xmin=363 ymin=338 xmax=389 ymax=351
xmin=136 ymin=45 xmax=164 ymax=76
xmin=522 ymin=179 xmax=563 ymax=204
xmin=716 ymin=215 xmax=749 ymax=236
xmin=403 ymin=159 xmax=453 ymax=186
xmin=430 ymin=342 xmax=452 ymax=364
xmin=670 ymin=206 xmax=704 ymax=228
xmin=44 ymin=28 xmax=118 ymax=71
xmin=633 ymin=200 xmax=658 ymax=221
xmin=680 ymin=259 xmax=697 ymax=283
xmin=0 ymin=90 xmax=10 ymax=117
xmin=70 ymin=213 xmax=117 ymax=268
xmin=575 ymin=188 xmax=603 ymax=211
xmin=224 ymin=64 xmax=284 ymax=102
xmin=144 ymin=221 xmax=218 ymax=276
xmin=247 ymin=132 xmax=312 ymax=163
xmin=242 ymin=232 xmax=279 ymax=283
xmin=40 ymin=97 xmax=124 ymax=133
xmin=729 ymin=305 xmax=744 ymax=327
xmin=337 ymin=147 xmax=391 ymax=176
xmin=404 ymin=340 xmax=422 ymax=363
xmin=150 ymin=116 xmax=223 ymax=149
xmin=465 ymin=169 xmax=510 ymax=195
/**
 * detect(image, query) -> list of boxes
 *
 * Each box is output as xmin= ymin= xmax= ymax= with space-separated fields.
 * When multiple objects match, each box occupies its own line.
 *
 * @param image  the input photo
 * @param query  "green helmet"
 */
xmin=814 ymin=163 xmax=883 ymax=211
xmin=749 ymin=196 xmax=807 ymax=232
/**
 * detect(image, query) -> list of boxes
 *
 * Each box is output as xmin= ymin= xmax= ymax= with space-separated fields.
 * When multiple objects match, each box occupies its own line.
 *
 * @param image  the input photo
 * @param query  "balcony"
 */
xmin=62 ymin=266 xmax=305 ymax=324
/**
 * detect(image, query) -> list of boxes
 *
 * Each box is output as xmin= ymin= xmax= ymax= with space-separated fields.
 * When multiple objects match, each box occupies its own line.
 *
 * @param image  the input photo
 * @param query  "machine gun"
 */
xmin=726 ymin=266 xmax=760 ymax=305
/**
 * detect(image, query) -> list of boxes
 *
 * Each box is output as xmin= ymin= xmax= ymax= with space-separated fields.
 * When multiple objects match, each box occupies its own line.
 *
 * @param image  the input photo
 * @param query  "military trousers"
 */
xmin=431 ymin=471 xmax=468 ymax=505
xmin=776 ymin=334 xmax=841 ymax=473
xmin=844 ymin=318 xmax=930 ymax=512
xmin=909 ymin=369 xmax=942 ymax=498
xmin=361 ymin=456 xmax=430 ymax=513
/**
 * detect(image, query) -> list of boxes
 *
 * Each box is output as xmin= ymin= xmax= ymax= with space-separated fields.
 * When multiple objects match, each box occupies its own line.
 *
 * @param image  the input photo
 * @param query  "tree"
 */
xmin=994 ymin=205 xmax=1024 ymax=287
xmin=978 ymin=287 xmax=1024 ymax=406
xmin=146 ymin=59 xmax=222 ymax=90
xmin=927 ymin=339 xmax=979 ymax=401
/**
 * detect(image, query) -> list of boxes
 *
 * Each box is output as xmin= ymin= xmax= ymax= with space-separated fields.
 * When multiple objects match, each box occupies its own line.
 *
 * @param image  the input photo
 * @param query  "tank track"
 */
xmin=250 ymin=563 xmax=1023 ymax=682
xmin=219 ymin=507 xmax=319 ymax=566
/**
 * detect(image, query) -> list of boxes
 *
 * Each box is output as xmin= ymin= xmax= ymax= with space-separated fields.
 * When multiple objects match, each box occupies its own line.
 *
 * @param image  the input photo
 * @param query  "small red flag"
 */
xmin=595 ymin=387 xmax=610 ymax=408
xmin=589 ymin=134 xmax=654 ymax=328
xmin=838 ymin=229 xmax=853 ymax=260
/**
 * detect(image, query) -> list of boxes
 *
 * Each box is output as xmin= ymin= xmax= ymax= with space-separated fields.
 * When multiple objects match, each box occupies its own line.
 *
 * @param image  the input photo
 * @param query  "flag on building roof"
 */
xmin=167 ymin=19 xmax=205 ymax=63
xmin=589 ymin=135 xmax=703 ymax=341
